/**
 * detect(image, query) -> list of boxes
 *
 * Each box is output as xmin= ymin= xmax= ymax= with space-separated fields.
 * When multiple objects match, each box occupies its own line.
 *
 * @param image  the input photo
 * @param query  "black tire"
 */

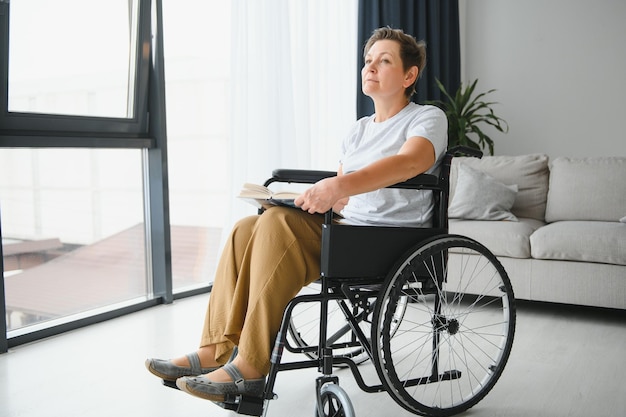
xmin=315 ymin=384 xmax=356 ymax=417
xmin=372 ymin=235 xmax=516 ymax=416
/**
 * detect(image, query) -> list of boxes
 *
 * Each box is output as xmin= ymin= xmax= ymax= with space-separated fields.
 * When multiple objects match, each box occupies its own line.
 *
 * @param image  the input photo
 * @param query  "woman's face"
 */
xmin=361 ymin=39 xmax=415 ymax=101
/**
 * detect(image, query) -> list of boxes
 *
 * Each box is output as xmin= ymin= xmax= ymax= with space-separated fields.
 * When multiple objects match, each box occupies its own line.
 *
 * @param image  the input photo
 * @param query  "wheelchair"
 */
xmin=184 ymin=146 xmax=516 ymax=417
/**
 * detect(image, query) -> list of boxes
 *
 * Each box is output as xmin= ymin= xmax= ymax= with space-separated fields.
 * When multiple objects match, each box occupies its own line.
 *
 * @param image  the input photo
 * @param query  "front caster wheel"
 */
xmin=315 ymin=384 xmax=355 ymax=417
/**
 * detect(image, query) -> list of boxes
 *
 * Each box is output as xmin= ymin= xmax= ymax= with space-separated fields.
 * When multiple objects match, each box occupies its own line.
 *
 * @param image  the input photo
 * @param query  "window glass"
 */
xmin=7 ymin=0 xmax=139 ymax=118
xmin=161 ymin=0 xmax=231 ymax=292
xmin=0 ymin=149 xmax=147 ymax=333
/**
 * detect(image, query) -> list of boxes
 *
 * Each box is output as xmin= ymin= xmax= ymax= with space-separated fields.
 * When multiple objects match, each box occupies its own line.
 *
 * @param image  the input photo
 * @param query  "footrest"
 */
xmin=162 ymin=379 xmax=178 ymax=389
xmin=215 ymin=394 xmax=265 ymax=416
xmin=162 ymin=379 xmax=266 ymax=416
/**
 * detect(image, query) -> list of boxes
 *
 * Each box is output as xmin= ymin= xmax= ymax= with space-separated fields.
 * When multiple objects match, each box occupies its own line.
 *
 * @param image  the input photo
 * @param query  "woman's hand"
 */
xmin=294 ymin=177 xmax=344 ymax=214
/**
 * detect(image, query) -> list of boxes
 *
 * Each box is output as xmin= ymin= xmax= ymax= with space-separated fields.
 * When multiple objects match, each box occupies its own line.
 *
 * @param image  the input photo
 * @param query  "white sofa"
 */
xmin=447 ymin=154 xmax=626 ymax=310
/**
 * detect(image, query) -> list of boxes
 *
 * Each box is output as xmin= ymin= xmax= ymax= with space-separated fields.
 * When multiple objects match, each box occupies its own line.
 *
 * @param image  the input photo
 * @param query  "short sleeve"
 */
xmin=339 ymin=118 xmax=363 ymax=165
xmin=407 ymin=105 xmax=448 ymax=163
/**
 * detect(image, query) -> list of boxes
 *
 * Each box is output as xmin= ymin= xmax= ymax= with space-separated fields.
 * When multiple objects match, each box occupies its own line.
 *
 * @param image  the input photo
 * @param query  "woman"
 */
xmin=146 ymin=27 xmax=447 ymax=402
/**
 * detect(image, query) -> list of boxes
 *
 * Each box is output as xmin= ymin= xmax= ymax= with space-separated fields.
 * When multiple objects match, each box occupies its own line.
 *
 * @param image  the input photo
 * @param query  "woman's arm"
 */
xmin=295 ymin=136 xmax=435 ymax=214
xmin=331 ymin=165 xmax=349 ymax=214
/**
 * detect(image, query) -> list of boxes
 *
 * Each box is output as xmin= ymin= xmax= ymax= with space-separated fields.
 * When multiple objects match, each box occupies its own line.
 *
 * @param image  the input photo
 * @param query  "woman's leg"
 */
xmin=200 ymin=207 xmax=324 ymax=379
xmin=169 ymin=214 xmax=260 ymax=369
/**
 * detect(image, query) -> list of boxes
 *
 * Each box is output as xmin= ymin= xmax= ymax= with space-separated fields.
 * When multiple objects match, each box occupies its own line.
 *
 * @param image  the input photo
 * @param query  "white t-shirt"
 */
xmin=339 ymin=102 xmax=448 ymax=227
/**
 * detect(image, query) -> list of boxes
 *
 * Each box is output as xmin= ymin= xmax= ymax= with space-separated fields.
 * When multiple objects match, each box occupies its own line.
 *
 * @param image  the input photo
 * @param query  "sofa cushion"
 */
xmin=450 ymin=154 xmax=549 ymax=221
xmin=448 ymin=164 xmax=518 ymax=221
xmin=449 ymin=218 xmax=545 ymax=259
xmin=545 ymin=157 xmax=626 ymax=223
xmin=530 ymin=221 xmax=626 ymax=265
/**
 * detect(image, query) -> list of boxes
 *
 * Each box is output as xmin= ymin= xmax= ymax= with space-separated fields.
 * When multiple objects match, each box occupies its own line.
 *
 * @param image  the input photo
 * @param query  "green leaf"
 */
xmin=427 ymin=78 xmax=508 ymax=155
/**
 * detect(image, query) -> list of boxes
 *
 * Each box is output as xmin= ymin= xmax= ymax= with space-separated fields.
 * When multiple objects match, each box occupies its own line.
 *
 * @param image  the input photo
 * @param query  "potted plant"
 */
xmin=429 ymin=79 xmax=508 ymax=155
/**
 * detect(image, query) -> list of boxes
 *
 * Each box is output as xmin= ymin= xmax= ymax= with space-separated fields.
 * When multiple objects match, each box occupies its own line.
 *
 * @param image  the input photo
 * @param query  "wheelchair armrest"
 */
xmin=447 ymin=145 xmax=483 ymax=158
xmin=268 ymin=169 xmax=438 ymax=190
xmin=268 ymin=169 xmax=337 ymax=185
xmin=388 ymin=173 xmax=438 ymax=189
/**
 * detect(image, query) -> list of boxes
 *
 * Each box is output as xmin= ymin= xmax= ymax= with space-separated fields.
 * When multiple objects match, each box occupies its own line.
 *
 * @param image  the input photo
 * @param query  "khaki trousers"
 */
xmin=200 ymin=206 xmax=324 ymax=375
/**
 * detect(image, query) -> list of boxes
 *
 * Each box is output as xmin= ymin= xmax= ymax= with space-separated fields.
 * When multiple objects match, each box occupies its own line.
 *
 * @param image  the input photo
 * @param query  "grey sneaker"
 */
xmin=176 ymin=362 xmax=265 ymax=401
xmin=145 ymin=352 xmax=219 ymax=381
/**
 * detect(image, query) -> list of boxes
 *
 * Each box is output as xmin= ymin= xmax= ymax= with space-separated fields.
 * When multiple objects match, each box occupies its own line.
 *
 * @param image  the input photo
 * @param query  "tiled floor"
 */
xmin=1 ymin=294 xmax=625 ymax=417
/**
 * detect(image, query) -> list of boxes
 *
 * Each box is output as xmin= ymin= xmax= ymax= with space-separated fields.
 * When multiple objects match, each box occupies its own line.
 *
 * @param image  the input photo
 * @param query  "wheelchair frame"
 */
xmin=194 ymin=147 xmax=516 ymax=417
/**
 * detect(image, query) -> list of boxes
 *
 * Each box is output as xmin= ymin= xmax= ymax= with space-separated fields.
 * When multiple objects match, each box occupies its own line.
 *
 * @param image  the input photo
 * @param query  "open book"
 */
xmin=237 ymin=183 xmax=301 ymax=209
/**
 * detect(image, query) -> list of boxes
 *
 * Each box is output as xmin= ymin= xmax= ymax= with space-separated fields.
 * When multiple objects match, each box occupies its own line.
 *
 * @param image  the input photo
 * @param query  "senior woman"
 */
xmin=146 ymin=26 xmax=447 ymax=402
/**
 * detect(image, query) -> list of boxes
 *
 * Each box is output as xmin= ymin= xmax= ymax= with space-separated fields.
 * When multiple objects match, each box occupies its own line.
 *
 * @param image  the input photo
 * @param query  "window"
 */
xmin=0 ymin=0 xmax=162 ymax=350
xmin=1 ymin=148 xmax=147 ymax=334
xmin=8 ymin=0 xmax=140 ymax=118
xmin=1 ymin=0 xmax=358 ymax=352
xmin=0 ymin=0 xmax=150 ymax=140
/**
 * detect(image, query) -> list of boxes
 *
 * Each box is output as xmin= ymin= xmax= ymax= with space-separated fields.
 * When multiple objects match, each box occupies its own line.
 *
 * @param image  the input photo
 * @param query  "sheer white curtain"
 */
xmin=229 ymin=0 xmax=358 ymax=222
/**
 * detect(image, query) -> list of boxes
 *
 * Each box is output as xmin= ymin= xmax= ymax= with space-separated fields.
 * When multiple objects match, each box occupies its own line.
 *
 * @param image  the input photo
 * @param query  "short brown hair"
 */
xmin=363 ymin=27 xmax=426 ymax=99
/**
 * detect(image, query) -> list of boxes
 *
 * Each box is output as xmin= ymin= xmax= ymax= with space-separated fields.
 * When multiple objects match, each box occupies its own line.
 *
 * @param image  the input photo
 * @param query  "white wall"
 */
xmin=460 ymin=0 xmax=626 ymax=158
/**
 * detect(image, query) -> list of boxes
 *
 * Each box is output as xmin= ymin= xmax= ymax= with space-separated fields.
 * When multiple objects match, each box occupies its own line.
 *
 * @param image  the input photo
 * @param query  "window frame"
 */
xmin=0 ymin=0 xmax=178 ymax=353
xmin=0 ymin=0 xmax=153 ymax=148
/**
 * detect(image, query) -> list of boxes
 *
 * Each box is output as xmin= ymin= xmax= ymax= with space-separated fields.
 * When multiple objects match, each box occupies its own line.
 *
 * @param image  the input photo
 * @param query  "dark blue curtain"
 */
xmin=357 ymin=0 xmax=460 ymax=118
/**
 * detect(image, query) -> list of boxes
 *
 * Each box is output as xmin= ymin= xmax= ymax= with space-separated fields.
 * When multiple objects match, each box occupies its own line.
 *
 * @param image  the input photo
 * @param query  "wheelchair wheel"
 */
xmin=315 ymin=384 xmax=356 ymax=417
xmin=287 ymin=283 xmax=372 ymax=364
xmin=372 ymin=235 xmax=516 ymax=416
